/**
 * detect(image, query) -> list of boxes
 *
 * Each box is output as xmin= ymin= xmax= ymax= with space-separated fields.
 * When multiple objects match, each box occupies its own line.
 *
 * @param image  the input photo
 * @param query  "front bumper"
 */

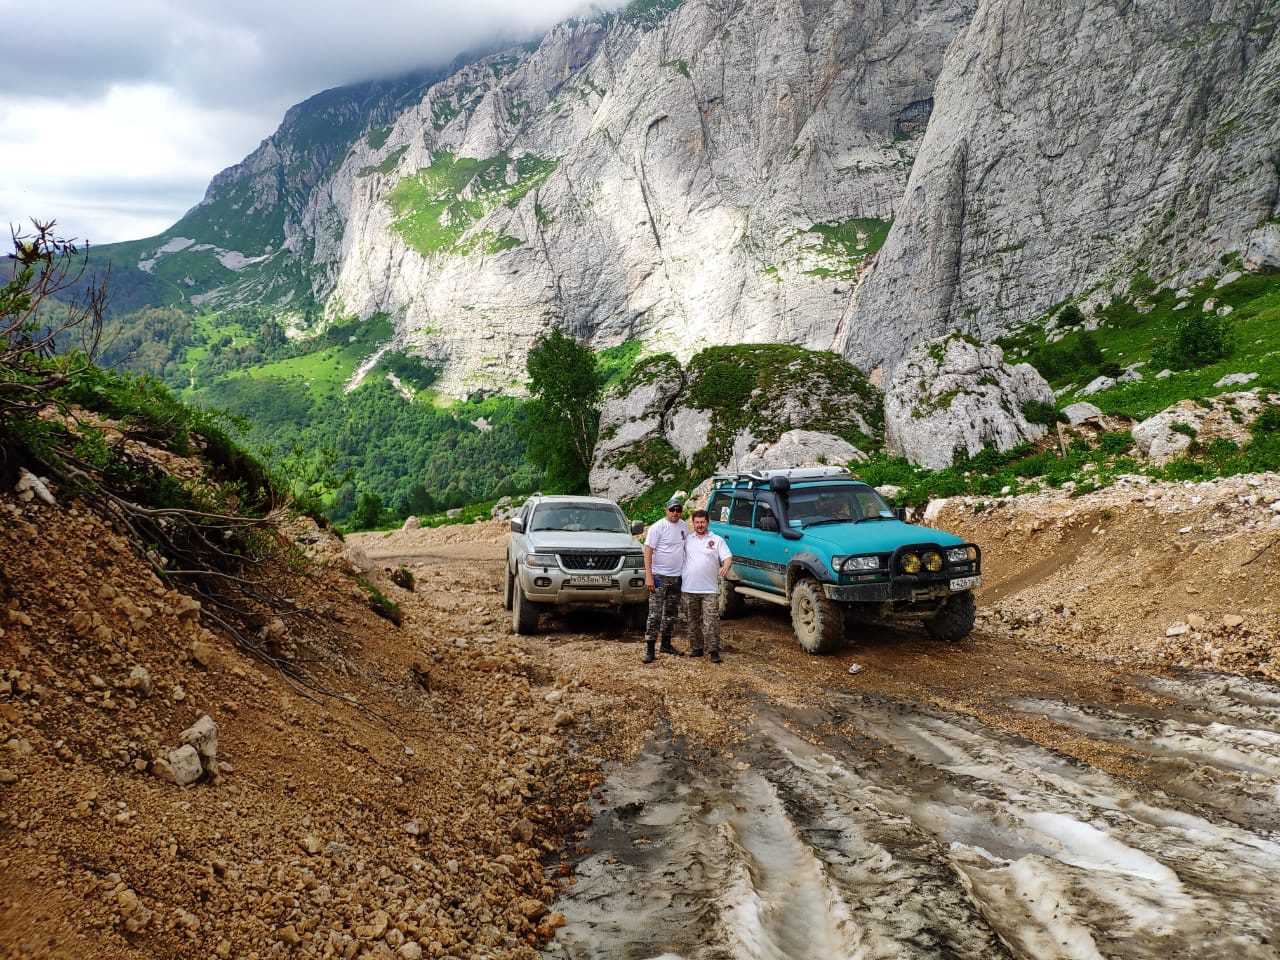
xmin=824 ymin=574 xmax=981 ymax=604
xmin=518 ymin=566 xmax=648 ymax=606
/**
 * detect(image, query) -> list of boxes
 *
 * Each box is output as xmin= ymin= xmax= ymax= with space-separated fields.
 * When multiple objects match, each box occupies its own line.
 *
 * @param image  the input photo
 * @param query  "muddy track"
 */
xmin=544 ymin=673 xmax=1280 ymax=959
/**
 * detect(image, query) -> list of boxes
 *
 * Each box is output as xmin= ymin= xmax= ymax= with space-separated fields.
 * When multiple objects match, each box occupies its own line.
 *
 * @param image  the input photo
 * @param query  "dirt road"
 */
xmin=352 ymin=503 xmax=1280 ymax=960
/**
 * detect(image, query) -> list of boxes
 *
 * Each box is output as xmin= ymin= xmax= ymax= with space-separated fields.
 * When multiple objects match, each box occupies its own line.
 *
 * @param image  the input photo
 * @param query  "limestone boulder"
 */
xmin=1132 ymin=391 xmax=1277 ymax=464
xmin=735 ymin=430 xmax=868 ymax=474
xmin=884 ymin=336 xmax=1054 ymax=470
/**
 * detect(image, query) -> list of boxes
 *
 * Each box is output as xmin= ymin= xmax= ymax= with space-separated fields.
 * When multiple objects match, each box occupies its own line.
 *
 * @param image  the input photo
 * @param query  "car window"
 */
xmin=530 ymin=502 xmax=627 ymax=532
xmin=729 ymin=494 xmax=754 ymax=527
xmin=754 ymin=501 xmax=776 ymax=530
xmin=853 ymin=488 xmax=895 ymax=518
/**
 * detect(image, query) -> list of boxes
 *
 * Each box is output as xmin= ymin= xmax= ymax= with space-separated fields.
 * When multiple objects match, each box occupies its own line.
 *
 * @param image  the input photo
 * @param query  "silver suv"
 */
xmin=504 ymin=495 xmax=647 ymax=634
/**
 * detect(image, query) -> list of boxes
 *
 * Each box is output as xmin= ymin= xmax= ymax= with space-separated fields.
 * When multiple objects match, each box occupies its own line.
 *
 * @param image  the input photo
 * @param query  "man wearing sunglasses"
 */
xmin=641 ymin=497 xmax=690 ymax=662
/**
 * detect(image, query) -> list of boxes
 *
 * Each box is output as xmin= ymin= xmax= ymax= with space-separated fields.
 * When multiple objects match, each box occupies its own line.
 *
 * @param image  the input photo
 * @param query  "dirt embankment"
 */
xmin=0 ymin=505 xmax=596 ymax=960
xmin=931 ymin=471 xmax=1280 ymax=681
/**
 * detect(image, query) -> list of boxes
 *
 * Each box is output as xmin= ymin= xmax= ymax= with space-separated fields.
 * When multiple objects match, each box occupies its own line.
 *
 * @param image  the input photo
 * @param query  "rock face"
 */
xmin=590 ymin=347 xmax=881 ymax=502
xmin=842 ymin=0 xmax=1280 ymax=375
xmin=127 ymin=0 xmax=972 ymax=397
xmin=883 ymin=336 xmax=1054 ymax=470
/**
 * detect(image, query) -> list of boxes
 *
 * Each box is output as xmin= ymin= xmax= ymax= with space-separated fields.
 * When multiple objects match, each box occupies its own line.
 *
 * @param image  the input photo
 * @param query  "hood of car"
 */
xmin=798 ymin=520 xmax=965 ymax=554
xmin=527 ymin=530 xmax=642 ymax=552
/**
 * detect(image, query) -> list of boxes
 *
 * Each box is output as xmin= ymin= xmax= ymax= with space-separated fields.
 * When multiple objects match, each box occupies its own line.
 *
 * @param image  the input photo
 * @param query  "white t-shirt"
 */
xmin=644 ymin=517 xmax=690 ymax=577
xmin=681 ymin=531 xmax=732 ymax=594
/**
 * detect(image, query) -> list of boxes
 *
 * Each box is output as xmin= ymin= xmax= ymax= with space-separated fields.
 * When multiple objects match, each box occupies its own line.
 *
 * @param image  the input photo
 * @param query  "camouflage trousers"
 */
xmin=683 ymin=593 xmax=721 ymax=654
xmin=645 ymin=575 xmax=683 ymax=644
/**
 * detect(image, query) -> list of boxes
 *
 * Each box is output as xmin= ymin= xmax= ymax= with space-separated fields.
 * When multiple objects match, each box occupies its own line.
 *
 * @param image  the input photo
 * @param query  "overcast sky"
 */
xmin=0 ymin=0 xmax=616 ymax=247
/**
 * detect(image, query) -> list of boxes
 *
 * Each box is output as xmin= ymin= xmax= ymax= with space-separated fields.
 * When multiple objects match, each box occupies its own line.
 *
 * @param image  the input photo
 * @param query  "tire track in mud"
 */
xmin=543 ymin=672 xmax=1280 ymax=959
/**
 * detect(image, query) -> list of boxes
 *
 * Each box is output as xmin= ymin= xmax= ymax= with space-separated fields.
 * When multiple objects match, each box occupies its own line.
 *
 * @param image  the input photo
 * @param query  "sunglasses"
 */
xmin=667 ymin=506 xmax=683 ymax=512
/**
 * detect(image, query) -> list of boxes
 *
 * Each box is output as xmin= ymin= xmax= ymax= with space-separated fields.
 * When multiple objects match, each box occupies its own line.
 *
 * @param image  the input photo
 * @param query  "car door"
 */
xmin=747 ymin=495 xmax=788 ymax=595
xmin=719 ymin=492 xmax=765 ymax=588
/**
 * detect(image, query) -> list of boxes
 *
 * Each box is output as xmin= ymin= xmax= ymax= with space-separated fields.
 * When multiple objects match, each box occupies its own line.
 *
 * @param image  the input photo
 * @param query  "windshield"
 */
xmin=787 ymin=485 xmax=895 ymax=527
xmin=530 ymin=502 xmax=629 ymax=533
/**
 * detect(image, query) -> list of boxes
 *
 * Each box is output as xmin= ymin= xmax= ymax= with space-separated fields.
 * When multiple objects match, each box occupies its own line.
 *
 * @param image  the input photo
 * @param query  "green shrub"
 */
xmin=357 ymin=577 xmax=402 ymax=626
xmin=1153 ymin=310 xmax=1233 ymax=370
xmin=692 ymin=360 xmax=754 ymax=409
xmin=1020 ymin=400 xmax=1061 ymax=426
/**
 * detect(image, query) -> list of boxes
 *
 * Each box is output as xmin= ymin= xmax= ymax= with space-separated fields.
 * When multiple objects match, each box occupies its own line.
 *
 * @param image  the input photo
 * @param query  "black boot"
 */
xmin=658 ymin=634 xmax=684 ymax=656
xmin=642 ymin=640 xmax=656 ymax=664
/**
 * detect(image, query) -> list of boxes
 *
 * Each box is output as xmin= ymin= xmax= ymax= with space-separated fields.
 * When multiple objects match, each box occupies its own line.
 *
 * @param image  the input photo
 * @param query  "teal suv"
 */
xmin=707 ymin=467 xmax=981 ymax=652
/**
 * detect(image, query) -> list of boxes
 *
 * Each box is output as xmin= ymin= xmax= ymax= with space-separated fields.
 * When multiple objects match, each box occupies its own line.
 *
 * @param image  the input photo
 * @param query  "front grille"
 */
xmin=557 ymin=552 xmax=622 ymax=571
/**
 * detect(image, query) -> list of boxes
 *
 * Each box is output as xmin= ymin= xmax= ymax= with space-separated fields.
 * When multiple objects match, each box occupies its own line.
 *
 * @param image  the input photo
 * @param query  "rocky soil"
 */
xmin=2 ymin=469 xmax=1278 ymax=959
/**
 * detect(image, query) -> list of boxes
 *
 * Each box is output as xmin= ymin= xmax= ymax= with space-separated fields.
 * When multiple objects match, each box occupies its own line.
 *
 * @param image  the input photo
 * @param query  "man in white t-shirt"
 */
xmin=641 ymin=496 xmax=690 ymax=663
xmin=681 ymin=508 xmax=733 ymax=662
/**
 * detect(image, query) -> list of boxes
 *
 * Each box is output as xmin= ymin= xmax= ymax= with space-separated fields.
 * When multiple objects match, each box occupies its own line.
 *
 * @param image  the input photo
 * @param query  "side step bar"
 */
xmin=731 ymin=585 xmax=789 ymax=607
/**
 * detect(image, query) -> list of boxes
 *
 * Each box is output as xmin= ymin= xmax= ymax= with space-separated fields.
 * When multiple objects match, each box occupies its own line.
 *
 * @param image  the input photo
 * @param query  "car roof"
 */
xmin=530 ymin=495 xmax=620 ymax=506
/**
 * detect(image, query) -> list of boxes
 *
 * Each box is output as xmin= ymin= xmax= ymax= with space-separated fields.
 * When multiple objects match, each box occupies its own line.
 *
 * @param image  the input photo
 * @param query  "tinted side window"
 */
xmin=729 ymin=494 xmax=755 ymax=526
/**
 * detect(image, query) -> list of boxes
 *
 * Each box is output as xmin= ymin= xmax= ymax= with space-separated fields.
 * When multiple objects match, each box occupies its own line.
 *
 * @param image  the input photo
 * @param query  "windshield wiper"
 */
xmin=585 ymin=526 xmax=626 ymax=532
xmin=854 ymin=515 xmax=894 ymax=523
xmin=803 ymin=518 xmax=851 ymax=527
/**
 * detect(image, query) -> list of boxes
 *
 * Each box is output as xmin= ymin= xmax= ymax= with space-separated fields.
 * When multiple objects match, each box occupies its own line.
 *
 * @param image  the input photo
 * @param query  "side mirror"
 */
xmin=510 ymin=517 xmax=525 ymax=534
xmin=630 ymin=519 xmax=644 ymax=535
xmin=895 ymin=507 xmax=909 ymax=523
xmin=758 ymin=516 xmax=779 ymax=532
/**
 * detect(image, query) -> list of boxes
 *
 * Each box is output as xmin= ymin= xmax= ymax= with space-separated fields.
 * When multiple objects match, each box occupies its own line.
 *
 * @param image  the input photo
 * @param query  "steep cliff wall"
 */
xmin=311 ymin=0 xmax=974 ymax=395
xmin=842 ymin=0 xmax=1280 ymax=374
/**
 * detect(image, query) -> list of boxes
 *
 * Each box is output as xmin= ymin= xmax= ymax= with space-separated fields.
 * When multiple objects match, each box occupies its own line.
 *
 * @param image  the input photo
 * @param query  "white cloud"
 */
xmin=0 ymin=0 xmax=620 ymax=244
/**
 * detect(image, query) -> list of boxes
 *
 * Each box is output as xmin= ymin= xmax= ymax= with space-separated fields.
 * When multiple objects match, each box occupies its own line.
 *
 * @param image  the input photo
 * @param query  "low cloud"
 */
xmin=1 ymin=0 xmax=621 ymax=244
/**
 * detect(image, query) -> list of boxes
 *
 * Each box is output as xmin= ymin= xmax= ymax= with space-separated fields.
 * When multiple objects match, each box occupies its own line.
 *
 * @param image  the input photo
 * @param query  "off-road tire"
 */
xmin=924 ymin=590 xmax=976 ymax=643
xmin=503 ymin=566 xmax=514 ymax=611
xmin=717 ymin=577 xmax=745 ymax=620
xmin=790 ymin=578 xmax=845 ymax=654
xmin=512 ymin=581 xmax=542 ymax=635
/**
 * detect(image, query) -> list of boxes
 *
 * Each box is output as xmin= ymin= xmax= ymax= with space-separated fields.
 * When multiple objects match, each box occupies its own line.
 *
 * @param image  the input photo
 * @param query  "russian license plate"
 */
xmin=570 ymin=575 xmax=613 ymax=585
xmin=949 ymin=575 xmax=981 ymax=591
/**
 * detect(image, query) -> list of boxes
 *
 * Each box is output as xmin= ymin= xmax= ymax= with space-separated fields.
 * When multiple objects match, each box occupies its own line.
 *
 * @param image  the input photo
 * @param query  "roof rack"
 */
xmin=711 ymin=466 xmax=854 ymax=487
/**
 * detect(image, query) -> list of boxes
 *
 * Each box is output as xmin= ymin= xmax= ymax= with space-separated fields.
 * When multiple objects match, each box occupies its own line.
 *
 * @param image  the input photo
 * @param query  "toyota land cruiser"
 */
xmin=707 ymin=467 xmax=981 ymax=652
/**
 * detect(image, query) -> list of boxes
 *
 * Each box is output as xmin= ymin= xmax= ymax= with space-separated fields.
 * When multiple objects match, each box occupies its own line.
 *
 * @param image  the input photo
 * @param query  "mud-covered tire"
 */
xmin=925 ymin=590 xmax=976 ymax=643
xmin=790 ymin=579 xmax=845 ymax=654
xmin=512 ymin=581 xmax=542 ymax=635
xmin=503 ymin=565 xmax=514 ymax=611
xmin=717 ymin=577 xmax=745 ymax=620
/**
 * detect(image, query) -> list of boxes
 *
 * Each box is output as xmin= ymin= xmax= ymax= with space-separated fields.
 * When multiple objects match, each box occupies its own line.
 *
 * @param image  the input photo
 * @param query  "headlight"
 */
xmin=832 ymin=555 xmax=879 ymax=573
xmin=901 ymin=553 xmax=921 ymax=574
xmin=524 ymin=553 xmax=556 ymax=567
xmin=946 ymin=546 xmax=975 ymax=563
xmin=623 ymin=553 xmax=645 ymax=569
xmin=923 ymin=551 xmax=943 ymax=572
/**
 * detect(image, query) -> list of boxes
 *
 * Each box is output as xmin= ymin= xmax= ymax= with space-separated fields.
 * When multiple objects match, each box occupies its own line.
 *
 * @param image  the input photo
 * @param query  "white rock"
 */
xmin=1079 ymin=375 xmax=1117 ymax=397
xmin=179 ymin=715 xmax=219 ymax=761
xmin=1165 ymin=622 xmax=1190 ymax=637
xmin=1214 ymin=373 xmax=1257 ymax=388
xmin=735 ymin=429 xmax=866 ymax=473
xmin=1061 ymin=401 xmax=1103 ymax=425
xmin=168 ymin=745 xmax=204 ymax=786
xmin=15 ymin=469 xmax=55 ymax=506
xmin=883 ymin=336 xmax=1053 ymax=469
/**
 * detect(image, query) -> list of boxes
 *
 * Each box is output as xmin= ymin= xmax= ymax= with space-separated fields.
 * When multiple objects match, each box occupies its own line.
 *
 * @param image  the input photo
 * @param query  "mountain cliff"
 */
xmin=103 ymin=0 xmax=1279 ymax=398
xmin=842 ymin=0 xmax=1280 ymax=373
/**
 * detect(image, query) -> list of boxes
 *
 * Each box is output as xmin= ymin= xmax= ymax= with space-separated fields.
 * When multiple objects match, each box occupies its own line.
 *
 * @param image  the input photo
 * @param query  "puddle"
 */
xmin=543 ymin=672 xmax=1280 ymax=959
